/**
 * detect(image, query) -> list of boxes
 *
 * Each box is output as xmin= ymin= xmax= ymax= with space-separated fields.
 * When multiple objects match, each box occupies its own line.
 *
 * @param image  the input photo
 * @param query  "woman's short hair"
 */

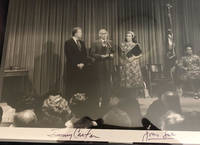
xmin=72 ymin=27 xmax=82 ymax=36
xmin=125 ymin=31 xmax=137 ymax=43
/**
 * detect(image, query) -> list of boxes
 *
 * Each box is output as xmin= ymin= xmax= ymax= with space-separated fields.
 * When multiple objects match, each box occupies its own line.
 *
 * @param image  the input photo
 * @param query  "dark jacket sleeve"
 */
xmin=64 ymin=41 xmax=77 ymax=68
xmin=90 ymin=42 xmax=102 ymax=60
xmin=80 ymin=41 xmax=93 ymax=65
xmin=81 ymin=41 xmax=88 ymax=61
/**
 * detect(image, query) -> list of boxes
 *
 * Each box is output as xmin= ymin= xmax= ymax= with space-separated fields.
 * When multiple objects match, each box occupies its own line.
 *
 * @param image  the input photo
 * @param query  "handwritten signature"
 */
xmin=47 ymin=128 xmax=100 ymax=140
xmin=142 ymin=131 xmax=176 ymax=142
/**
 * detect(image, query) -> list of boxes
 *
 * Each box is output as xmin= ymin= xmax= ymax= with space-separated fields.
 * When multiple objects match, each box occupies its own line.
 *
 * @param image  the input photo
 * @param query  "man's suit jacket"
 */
xmin=90 ymin=39 xmax=115 ymax=79
xmin=90 ymin=39 xmax=114 ymax=61
xmin=64 ymin=38 xmax=89 ymax=97
xmin=64 ymin=38 xmax=87 ymax=71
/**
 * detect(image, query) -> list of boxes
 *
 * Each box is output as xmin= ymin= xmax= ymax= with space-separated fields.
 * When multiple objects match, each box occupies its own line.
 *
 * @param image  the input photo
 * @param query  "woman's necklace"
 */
xmin=126 ymin=42 xmax=135 ymax=50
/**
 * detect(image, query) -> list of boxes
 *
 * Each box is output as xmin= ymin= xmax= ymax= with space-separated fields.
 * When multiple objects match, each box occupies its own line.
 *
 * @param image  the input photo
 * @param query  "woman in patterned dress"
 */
xmin=119 ymin=31 xmax=143 ymax=90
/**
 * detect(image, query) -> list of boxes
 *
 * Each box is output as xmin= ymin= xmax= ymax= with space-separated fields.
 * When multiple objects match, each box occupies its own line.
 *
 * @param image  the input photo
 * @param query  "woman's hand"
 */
xmin=127 ymin=56 xmax=136 ymax=62
xmin=101 ymin=54 xmax=110 ymax=58
xmin=127 ymin=54 xmax=142 ymax=62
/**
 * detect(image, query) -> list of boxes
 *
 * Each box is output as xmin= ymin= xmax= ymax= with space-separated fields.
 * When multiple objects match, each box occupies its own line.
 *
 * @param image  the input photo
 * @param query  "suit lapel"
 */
xmin=71 ymin=38 xmax=81 ymax=52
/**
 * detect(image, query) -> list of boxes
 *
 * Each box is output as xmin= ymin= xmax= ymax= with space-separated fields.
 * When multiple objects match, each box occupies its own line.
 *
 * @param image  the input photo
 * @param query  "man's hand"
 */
xmin=101 ymin=54 xmax=109 ymax=58
xmin=77 ymin=63 xmax=84 ymax=69
xmin=110 ymin=53 xmax=114 ymax=58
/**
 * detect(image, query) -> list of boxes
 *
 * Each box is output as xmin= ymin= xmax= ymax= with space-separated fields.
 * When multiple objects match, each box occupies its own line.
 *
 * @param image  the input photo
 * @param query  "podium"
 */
xmin=0 ymin=69 xmax=28 ymax=101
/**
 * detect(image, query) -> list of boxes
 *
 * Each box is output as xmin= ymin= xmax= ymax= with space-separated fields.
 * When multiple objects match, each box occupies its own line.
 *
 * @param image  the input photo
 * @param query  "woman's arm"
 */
xmin=127 ymin=54 xmax=142 ymax=62
xmin=126 ymin=43 xmax=142 ymax=62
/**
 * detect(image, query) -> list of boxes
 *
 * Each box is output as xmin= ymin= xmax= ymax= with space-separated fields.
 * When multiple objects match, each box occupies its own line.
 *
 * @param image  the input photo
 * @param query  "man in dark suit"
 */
xmin=64 ymin=27 xmax=89 ymax=100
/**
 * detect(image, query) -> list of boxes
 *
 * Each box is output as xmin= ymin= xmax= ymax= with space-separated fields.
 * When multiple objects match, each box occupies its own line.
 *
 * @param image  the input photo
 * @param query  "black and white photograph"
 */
xmin=0 ymin=0 xmax=200 ymax=143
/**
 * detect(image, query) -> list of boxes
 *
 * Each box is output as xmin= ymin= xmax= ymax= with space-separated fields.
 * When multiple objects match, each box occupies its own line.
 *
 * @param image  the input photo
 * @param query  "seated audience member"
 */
xmin=145 ymin=90 xmax=182 ymax=130
xmin=69 ymin=91 xmax=103 ymax=119
xmin=6 ymin=92 xmax=38 ymax=112
xmin=103 ymin=98 xmax=132 ymax=127
xmin=5 ymin=92 xmax=41 ymax=127
xmin=40 ymin=93 xmax=72 ymax=128
xmin=177 ymin=45 xmax=200 ymax=98
xmin=69 ymin=92 xmax=89 ymax=118
xmin=65 ymin=92 xmax=103 ymax=128
xmin=65 ymin=92 xmax=93 ymax=127
xmin=12 ymin=109 xmax=38 ymax=127
xmin=103 ymin=88 xmax=142 ymax=127
xmin=117 ymin=88 xmax=143 ymax=127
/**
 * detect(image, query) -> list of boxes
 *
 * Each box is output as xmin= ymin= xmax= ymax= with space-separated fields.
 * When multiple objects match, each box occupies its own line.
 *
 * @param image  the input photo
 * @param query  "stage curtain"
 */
xmin=174 ymin=0 xmax=200 ymax=57
xmin=2 ymin=0 xmax=199 ymax=95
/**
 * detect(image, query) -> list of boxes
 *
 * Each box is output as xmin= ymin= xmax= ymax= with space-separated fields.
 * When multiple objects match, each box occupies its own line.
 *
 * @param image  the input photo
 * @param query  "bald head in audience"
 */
xmin=14 ymin=109 xmax=38 ymax=127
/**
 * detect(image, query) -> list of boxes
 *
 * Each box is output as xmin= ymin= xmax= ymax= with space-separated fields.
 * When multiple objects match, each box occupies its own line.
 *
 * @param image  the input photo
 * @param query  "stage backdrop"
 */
xmin=2 ymin=0 xmax=200 ymax=95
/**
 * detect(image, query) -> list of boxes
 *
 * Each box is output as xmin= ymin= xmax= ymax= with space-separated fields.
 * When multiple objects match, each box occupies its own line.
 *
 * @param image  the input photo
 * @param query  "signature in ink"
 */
xmin=142 ymin=131 xmax=176 ymax=142
xmin=47 ymin=128 xmax=100 ymax=140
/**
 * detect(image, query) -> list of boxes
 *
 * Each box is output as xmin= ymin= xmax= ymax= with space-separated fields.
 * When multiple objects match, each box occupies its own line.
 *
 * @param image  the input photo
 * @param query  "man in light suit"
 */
xmin=90 ymin=29 xmax=115 ymax=111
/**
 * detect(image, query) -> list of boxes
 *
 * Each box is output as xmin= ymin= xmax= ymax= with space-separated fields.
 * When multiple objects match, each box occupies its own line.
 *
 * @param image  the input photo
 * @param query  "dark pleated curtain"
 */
xmin=175 ymin=0 xmax=200 ymax=57
xmin=2 ymin=0 xmax=200 ymax=95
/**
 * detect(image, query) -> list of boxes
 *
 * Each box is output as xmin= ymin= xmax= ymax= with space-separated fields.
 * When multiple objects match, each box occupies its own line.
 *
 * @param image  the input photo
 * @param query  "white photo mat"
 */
xmin=0 ymin=128 xmax=199 ymax=144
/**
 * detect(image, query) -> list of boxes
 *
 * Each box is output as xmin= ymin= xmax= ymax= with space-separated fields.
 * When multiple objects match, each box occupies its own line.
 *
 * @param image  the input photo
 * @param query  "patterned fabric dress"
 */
xmin=177 ymin=54 xmax=200 ymax=80
xmin=119 ymin=43 xmax=143 ymax=88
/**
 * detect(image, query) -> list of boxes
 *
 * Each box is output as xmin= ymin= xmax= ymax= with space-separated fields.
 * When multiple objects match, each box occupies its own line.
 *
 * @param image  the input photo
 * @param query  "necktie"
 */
xmin=77 ymin=40 xmax=81 ymax=51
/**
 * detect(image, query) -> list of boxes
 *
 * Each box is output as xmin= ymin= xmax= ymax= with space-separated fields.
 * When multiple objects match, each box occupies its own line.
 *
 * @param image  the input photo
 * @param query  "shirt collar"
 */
xmin=72 ymin=37 xmax=78 ymax=43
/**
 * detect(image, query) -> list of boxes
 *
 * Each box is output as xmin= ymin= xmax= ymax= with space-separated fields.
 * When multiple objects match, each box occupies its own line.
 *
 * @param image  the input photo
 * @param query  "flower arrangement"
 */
xmin=41 ymin=94 xmax=72 ymax=127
